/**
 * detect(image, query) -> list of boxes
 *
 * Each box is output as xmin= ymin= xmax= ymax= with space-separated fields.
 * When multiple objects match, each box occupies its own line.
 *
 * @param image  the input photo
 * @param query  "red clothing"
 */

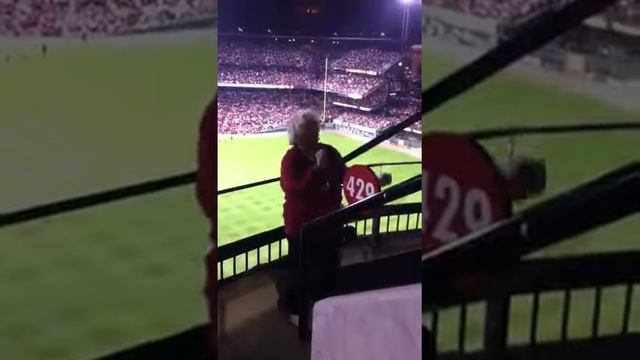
xmin=196 ymin=97 xmax=217 ymax=223
xmin=280 ymin=143 xmax=345 ymax=238
xmin=196 ymin=95 xmax=217 ymax=358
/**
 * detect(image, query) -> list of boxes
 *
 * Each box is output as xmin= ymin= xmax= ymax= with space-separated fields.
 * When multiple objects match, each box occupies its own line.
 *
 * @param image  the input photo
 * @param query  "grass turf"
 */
xmin=422 ymin=50 xmax=640 ymax=352
xmin=0 ymin=32 xmax=215 ymax=360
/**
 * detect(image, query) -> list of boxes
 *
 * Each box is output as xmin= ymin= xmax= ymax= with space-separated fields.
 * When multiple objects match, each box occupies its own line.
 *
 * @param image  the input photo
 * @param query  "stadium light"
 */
xmin=399 ymin=0 xmax=417 ymax=3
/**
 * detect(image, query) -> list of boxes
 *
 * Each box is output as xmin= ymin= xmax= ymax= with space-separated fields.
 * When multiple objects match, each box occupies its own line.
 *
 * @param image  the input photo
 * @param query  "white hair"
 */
xmin=288 ymin=108 xmax=321 ymax=145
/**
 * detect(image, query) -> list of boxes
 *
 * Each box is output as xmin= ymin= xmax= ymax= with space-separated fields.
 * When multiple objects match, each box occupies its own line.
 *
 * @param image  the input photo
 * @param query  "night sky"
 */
xmin=218 ymin=0 xmax=421 ymax=43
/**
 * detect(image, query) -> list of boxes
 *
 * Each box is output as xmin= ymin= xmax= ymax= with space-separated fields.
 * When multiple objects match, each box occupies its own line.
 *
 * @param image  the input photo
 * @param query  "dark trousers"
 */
xmin=424 ymin=326 xmax=436 ymax=359
xmin=275 ymin=234 xmax=340 ymax=315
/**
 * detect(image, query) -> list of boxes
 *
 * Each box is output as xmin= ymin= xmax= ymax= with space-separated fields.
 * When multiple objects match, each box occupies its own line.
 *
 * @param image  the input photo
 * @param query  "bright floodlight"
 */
xmin=399 ymin=0 xmax=415 ymax=3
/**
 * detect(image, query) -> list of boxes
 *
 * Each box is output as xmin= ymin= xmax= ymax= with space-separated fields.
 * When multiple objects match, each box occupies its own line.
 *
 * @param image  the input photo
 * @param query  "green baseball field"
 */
xmin=0 ymin=31 xmax=216 ymax=360
xmin=422 ymin=52 xmax=640 ymax=351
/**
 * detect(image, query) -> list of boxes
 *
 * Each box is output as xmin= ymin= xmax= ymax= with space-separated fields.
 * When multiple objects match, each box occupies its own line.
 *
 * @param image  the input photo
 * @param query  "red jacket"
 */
xmin=280 ymin=143 xmax=345 ymax=239
xmin=196 ymin=96 xmax=217 ymax=240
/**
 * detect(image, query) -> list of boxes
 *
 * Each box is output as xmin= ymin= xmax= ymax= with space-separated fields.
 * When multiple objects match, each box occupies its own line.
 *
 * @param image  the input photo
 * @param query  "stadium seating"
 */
xmin=218 ymin=90 xmax=322 ymax=134
xmin=219 ymin=65 xmax=386 ymax=99
xmin=219 ymin=40 xmax=314 ymax=68
xmin=424 ymin=0 xmax=639 ymax=26
xmin=218 ymin=89 xmax=420 ymax=135
xmin=0 ymin=0 xmax=216 ymax=37
xmin=336 ymin=101 xmax=420 ymax=131
xmin=330 ymin=48 xmax=402 ymax=74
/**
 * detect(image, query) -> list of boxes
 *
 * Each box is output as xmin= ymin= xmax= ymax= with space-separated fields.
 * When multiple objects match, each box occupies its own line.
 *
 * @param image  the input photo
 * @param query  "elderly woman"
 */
xmin=276 ymin=109 xmax=346 ymax=325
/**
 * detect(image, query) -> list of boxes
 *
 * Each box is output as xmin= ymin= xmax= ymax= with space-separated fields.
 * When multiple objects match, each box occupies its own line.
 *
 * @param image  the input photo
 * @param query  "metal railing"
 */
xmin=298 ymin=174 xmax=422 ymax=340
xmin=423 ymin=162 xmax=640 ymax=359
xmin=217 ymin=202 xmax=422 ymax=285
xmin=426 ymin=253 xmax=640 ymax=360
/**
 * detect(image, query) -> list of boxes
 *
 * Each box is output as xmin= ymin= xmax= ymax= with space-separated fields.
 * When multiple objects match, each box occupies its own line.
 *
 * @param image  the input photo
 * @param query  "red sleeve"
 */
xmin=196 ymin=96 xmax=216 ymax=220
xmin=280 ymin=149 xmax=325 ymax=195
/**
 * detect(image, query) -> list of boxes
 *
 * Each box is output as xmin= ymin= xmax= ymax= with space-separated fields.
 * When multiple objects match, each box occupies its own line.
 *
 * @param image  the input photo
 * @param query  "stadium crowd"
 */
xmin=219 ymin=66 xmax=386 ymax=98
xmin=218 ymin=90 xmax=321 ymax=134
xmin=330 ymin=86 xmax=389 ymax=108
xmin=217 ymin=89 xmax=420 ymax=135
xmin=219 ymin=40 xmax=314 ymax=68
xmin=424 ymin=0 xmax=639 ymax=26
xmin=320 ymin=73 xmax=385 ymax=98
xmin=219 ymin=66 xmax=313 ymax=87
xmin=0 ymin=0 xmax=215 ymax=37
xmin=218 ymin=39 xmax=403 ymax=74
xmin=330 ymin=48 xmax=402 ymax=74
xmin=335 ymin=104 xmax=420 ymax=132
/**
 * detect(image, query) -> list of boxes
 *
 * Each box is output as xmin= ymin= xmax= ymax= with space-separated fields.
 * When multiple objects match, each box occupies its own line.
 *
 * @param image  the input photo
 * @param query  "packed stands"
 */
xmin=334 ymin=101 xmax=420 ymax=131
xmin=0 ymin=0 xmax=216 ymax=37
xmin=218 ymin=66 xmax=386 ymax=98
xmin=319 ymin=73 xmax=385 ymax=98
xmin=218 ymin=66 xmax=314 ymax=87
xmin=218 ymin=88 xmax=419 ymax=136
xmin=337 ymin=111 xmax=397 ymax=130
xmin=217 ymin=37 xmax=418 ymax=136
xmin=424 ymin=0 xmax=639 ymax=26
xmin=330 ymin=48 xmax=402 ymax=74
xmin=218 ymin=40 xmax=314 ymax=68
xmin=330 ymin=86 xmax=389 ymax=108
xmin=218 ymin=90 xmax=321 ymax=134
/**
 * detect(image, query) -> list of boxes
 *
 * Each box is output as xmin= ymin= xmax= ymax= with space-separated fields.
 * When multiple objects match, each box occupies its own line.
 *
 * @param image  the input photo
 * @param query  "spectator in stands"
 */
xmin=276 ymin=109 xmax=346 ymax=326
xmin=196 ymin=94 xmax=217 ymax=359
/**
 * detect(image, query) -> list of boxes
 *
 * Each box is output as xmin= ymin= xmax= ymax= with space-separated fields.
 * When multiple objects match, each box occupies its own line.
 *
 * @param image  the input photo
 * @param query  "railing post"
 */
xmin=372 ymin=216 xmax=381 ymax=247
xmin=484 ymin=296 xmax=510 ymax=360
xmin=298 ymin=226 xmax=312 ymax=341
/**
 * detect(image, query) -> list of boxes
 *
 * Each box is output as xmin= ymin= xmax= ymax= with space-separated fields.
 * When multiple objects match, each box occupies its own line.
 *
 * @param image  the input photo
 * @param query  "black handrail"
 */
xmin=0 ymin=172 xmax=195 ymax=228
xmin=468 ymin=122 xmax=640 ymax=141
xmin=297 ymin=173 xmax=422 ymax=340
xmin=0 ymin=161 xmax=417 ymax=229
xmin=426 ymin=252 xmax=640 ymax=308
xmin=217 ymin=202 xmax=421 ymax=263
xmin=217 ymin=160 xmax=419 ymax=195
xmin=218 ymin=226 xmax=285 ymax=261
xmin=216 ymin=202 xmax=422 ymax=285
xmin=424 ymin=252 xmax=640 ymax=359
xmin=423 ymin=162 xmax=640 ymax=296
xmin=303 ymin=175 xmax=422 ymax=235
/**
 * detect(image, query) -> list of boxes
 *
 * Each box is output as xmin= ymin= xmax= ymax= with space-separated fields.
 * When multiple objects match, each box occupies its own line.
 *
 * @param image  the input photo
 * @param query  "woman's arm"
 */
xmin=280 ymin=150 xmax=326 ymax=195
